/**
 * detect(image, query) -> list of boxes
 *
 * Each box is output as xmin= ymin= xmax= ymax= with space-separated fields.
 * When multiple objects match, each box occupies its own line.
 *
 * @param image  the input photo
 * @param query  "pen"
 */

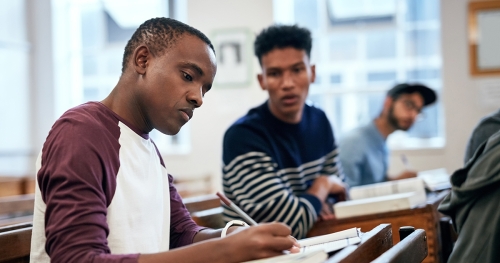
xmin=400 ymin=154 xmax=411 ymax=169
xmin=216 ymin=192 xmax=258 ymax=225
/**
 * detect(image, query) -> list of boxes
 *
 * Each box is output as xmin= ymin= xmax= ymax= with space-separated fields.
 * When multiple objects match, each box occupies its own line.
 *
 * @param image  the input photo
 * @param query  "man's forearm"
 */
xmin=193 ymin=226 xmax=246 ymax=243
xmin=138 ymin=238 xmax=230 ymax=263
xmin=192 ymin=228 xmax=223 ymax=243
xmin=306 ymin=176 xmax=330 ymax=202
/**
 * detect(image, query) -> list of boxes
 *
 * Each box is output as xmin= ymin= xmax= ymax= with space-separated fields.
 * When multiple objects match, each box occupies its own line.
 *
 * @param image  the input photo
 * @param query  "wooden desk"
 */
xmin=328 ymin=224 xmax=393 ymax=263
xmin=309 ymin=191 xmax=449 ymax=263
xmin=0 ymin=194 xmax=35 ymax=227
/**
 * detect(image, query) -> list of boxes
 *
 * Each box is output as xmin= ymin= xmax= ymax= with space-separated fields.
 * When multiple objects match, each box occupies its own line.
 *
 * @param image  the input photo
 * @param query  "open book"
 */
xmin=242 ymin=250 xmax=328 ymax=263
xmin=243 ymin=228 xmax=360 ymax=263
xmin=417 ymin=168 xmax=451 ymax=191
xmin=333 ymin=178 xmax=427 ymax=219
xmin=297 ymin=227 xmax=361 ymax=253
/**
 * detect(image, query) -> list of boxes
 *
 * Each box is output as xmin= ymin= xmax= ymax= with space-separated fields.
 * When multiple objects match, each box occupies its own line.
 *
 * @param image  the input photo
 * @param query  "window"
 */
xmin=52 ymin=0 xmax=190 ymax=154
xmin=274 ymin=0 xmax=443 ymax=149
xmin=0 ymin=0 xmax=31 ymax=175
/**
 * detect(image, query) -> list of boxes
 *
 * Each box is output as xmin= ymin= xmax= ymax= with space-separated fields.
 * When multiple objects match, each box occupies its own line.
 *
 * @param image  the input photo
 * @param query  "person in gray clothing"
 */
xmin=464 ymin=109 xmax=500 ymax=164
xmin=439 ymin=130 xmax=500 ymax=263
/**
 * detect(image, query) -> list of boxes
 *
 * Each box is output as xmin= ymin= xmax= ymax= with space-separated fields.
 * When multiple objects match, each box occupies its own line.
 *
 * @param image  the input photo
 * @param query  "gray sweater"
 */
xmin=439 ymin=130 xmax=500 ymax=263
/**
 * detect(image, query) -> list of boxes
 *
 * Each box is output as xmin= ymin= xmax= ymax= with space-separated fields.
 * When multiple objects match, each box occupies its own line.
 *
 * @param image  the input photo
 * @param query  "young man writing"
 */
xmin=222 ymin=25 xmax=346 ymax=239
xmin=30 ymin=18 xmax=297 ymax=263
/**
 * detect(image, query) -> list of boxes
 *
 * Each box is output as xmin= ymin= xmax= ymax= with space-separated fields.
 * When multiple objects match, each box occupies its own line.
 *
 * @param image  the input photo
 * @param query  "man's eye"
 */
xmin=183 ymin=72 xmax=193 ymax=81
xmin=268 ymin=72 xmax=279 ymax=77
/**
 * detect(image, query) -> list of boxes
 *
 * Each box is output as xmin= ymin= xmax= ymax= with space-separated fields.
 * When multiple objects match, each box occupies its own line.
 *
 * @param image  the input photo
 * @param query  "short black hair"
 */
xmin=121 ymin=17 xmax=214 ymax=73
xmin=254 ymin=24 xmax=312 ymax=65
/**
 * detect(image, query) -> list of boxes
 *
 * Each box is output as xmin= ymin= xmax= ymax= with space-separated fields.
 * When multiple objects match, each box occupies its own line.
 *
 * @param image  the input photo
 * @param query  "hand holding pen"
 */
xmin=216 ymin=192 xmax=258 ymax=225
xmin=216 ymin=192 xmax=301 ymax=253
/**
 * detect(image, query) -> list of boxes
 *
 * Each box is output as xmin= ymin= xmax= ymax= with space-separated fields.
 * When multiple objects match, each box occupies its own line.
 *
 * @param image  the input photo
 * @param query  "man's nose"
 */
xmin=281 ymin=72 xmax=294 ymax=89
xmin=187 ymin=87 xmax=203 ymax=108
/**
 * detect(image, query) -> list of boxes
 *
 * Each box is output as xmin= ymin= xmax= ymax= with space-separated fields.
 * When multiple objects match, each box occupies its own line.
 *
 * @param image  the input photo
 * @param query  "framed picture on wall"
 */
xmin=468 ymin=1 xmax=500 ymax=76
xmin=211 ymin=28 xmax=252 ymax=87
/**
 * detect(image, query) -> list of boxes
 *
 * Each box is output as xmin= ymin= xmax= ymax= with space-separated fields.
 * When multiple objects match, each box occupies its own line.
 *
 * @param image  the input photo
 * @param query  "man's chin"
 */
xmin=157 ymin=126 xmax=181 ymax=136
xmin=398 ymin=124 xmax=412 ymax=131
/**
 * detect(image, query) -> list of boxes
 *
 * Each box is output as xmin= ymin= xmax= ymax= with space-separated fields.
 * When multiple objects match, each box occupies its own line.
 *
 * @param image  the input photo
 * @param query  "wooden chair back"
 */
xmin=326 ymin=224 xmax=393 ymax=263
xmin=191 ymin=207 xmax=225 ymax=229
xmin=0 ymin=194 xmax=34 ymax=227
xmin=182 ymin=194 xmax=220 ymax=213
xmin=182 ymin=194 xmax=224 ymax=229
xmin=0 ymin=223 xmax=32 ymax=263
xmin=371 ymin=228 xmax=428 ymax=263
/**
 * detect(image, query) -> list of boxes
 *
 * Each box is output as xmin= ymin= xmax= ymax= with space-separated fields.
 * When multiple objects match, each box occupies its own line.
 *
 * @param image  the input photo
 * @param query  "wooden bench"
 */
xmin=0 ymin=194 xmax=34 ymax=227
xmin=182 ymin=194 xmax=224 ymax=229
xmin=0 ymin=222 xmax=32 ymax=263
xmin=327 ymin=224 xmax=393 ymax=263
xmin=372 ymin=228 xmax=428 ymax=263
xmin=327 ymin=225 xmax=428 ymax=263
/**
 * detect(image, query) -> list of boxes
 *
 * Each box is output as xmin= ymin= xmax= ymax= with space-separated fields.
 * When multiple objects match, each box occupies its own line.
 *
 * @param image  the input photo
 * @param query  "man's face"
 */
xmin=387 ymin=93 xmax=424 ymax=131
xmin=257 ymin=47 xmax=315 ymax=123
xmin=138 ymin=34 xmax=217 ymax=135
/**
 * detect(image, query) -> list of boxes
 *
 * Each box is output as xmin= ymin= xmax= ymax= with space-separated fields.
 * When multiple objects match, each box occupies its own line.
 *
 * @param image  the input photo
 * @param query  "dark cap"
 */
xmin=387 ymin=83 xmax=437 ymax=106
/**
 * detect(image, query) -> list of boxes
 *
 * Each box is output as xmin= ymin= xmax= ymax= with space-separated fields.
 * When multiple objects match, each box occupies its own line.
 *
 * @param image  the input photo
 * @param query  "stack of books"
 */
xmin=333 ymin=177 xmax=427 ymax=219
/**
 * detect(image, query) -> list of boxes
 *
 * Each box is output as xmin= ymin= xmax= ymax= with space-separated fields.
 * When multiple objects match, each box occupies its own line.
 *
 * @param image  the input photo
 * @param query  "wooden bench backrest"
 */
xmin=0 ymin=223 xmax=32 ymax=263
xmin=182 ymin=194 xmax=220 ymax=213
xmin=326 ymin=224 xmax=393 ymax=263
xmin=372 ymin=229 xmax=427 ymax=263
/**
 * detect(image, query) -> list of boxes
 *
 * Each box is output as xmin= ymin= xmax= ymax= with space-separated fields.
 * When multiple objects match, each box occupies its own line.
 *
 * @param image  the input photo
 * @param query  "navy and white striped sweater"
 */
xmin=222 ymin=101 xmax=343 ymax=238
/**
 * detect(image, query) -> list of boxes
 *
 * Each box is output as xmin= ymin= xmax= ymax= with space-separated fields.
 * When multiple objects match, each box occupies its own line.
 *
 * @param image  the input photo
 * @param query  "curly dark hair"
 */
xmin=254 ymin=24 xmax=312 ymax=65
xmin=121 ymin=17 xmax=215 ymax=73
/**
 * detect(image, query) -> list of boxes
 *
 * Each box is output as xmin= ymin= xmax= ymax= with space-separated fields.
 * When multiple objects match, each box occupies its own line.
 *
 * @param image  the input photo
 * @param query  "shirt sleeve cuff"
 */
xmin=298 ymin=193 xmax=322 ymax=215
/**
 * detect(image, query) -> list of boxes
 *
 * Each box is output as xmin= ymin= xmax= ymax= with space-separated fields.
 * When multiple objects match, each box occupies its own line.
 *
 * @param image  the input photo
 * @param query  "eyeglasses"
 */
xmin=401 ymin=100 xmax=425 ymax=121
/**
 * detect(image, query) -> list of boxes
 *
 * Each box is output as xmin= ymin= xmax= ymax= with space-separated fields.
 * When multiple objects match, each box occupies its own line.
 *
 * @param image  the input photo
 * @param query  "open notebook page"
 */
xmin=298 ymin=227 xmax=361 ymax=253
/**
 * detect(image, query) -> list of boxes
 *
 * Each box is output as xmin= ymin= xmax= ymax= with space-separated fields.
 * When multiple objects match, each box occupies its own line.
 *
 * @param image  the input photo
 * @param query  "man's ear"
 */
xmin=310 ymin=64 xmax=316 ymax=83
xmin=257 ymin=73 xmax=267 ymax=91
xmin=133 ymin=45 xmax=150 ymax=75
xmin=381 ymin=96 xmax=393 ymax=115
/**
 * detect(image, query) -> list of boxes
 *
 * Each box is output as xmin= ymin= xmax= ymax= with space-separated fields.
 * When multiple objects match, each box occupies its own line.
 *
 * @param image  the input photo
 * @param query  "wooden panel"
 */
xmin=310 ymin=191 xmax=448 ymax=263
xmin=0 ymin=178 xmax=24 ymax=197
xmin=173 ymin=174 xmax=213 ymax=198
xmin=372 ymin=229 xmax=428 ymax=263
xmin=327 ymin=224 xmax=393 ymax=263
xmin=191 ymin=207 xmax=224 ymax=229
xmin=182 ymin=194 xmax=220 ymax=213
xmin=0 ymin=194 xmax=35 ymax=215
xmin=0 ymin=224 xmax=32 ymax=263
xmin=22 ymin=177 xmax=36 ymax=194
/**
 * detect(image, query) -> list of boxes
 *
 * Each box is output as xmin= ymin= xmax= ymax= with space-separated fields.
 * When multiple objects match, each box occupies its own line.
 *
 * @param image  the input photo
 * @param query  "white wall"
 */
xmin=163 ymin=0 xmax=500 ymax=191
xmin=163 ymin=0 xmax=273 ymax=190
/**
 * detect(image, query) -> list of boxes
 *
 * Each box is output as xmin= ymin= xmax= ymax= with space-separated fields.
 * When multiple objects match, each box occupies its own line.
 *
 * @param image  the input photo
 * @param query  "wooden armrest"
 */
xmin=0 ymin=222 xmax=33 ymax=233
xmin=183 ymin=194 xmax=221 ymax=213
xmin=0 ymin=225 xmax=32 ymax=262
xmin=372 ymin=229 xmax=427 ymax=263
xmin=0 ymin=194 xmax=35 ymax=215
xmin=326 ymin=223 xmax=393 ymax=263
xmin=191 ymin=207 xmax=224 ymax=229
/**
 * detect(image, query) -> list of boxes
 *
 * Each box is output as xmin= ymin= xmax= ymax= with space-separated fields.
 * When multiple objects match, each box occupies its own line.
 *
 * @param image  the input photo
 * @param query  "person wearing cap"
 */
xmin=338 ymin=83 xmax=437 ymax=187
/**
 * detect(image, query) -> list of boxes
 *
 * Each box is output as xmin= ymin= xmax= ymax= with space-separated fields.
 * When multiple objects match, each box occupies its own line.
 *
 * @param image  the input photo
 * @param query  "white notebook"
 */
xmin=333 ymin=192 xmax=420 ymax=219
xmin=417 ymin=168 xmax=451 ymax=191
xmin=242 ymin=228 xmax=360 ymax=263
xmin=242 ymin=250 xmax=327 ymax=263
xmin=298 ymin=227 xmax=361 ymax=253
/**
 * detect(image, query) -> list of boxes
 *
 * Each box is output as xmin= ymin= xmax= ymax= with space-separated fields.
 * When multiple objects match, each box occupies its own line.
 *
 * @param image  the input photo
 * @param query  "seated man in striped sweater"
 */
xmin=222 ymin=24 xmax=346 ymax=239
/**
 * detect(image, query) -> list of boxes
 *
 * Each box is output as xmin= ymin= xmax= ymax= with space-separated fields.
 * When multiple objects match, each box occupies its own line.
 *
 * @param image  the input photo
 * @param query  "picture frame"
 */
xmin=211 ymin=28 xmax=253 ymax=87
xmin=468 ymin=1 xmax=500 ymax=76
